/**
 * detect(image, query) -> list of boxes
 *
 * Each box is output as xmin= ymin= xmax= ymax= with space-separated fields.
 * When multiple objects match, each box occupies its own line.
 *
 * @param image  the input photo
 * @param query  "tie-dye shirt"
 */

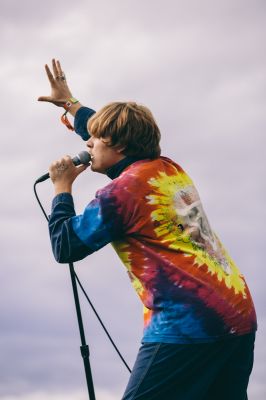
xmin=49 ymin=156 xmax=257 ymax=344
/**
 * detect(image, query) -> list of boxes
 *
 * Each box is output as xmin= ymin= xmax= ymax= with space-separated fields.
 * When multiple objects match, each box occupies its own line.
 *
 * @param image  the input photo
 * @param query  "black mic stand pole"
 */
xmin=68 ymin=261 xmax=96 ymax=400
xmin=34 ymin=174 xmax=95 ymax=399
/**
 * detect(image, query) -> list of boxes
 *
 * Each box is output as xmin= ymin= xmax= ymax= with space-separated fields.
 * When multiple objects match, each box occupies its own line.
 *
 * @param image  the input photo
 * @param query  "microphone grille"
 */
xmin=77 ymin=151 xmax=91 ymax=165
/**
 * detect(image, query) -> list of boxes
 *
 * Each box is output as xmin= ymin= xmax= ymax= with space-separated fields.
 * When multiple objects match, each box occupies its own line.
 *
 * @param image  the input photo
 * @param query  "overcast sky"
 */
xmin=1 ymin=0 xmax=265 ymax=399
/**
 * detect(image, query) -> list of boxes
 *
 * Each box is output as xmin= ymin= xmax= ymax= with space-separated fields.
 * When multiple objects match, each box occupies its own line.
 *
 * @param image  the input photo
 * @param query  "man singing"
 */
xmin=38 ymin=59 xmax=257 ymax=400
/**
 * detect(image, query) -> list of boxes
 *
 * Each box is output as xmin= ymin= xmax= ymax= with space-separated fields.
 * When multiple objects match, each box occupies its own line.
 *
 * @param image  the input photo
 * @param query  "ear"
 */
xmin=115 ymin=145 xmax=126 ymax=154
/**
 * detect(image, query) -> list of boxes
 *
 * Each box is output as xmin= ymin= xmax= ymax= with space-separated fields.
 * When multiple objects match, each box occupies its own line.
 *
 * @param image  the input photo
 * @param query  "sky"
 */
xmin=1 ymin=0 xmax=265 ymax=399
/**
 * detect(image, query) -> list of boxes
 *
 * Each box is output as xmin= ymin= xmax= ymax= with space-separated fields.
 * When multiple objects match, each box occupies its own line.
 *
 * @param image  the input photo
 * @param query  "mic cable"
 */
xmin=33 ymin=159 xmax=132 ymax=374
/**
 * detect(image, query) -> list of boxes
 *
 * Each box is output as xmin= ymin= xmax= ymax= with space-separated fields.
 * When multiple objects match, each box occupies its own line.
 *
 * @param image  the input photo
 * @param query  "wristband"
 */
xmin=63 ymin=97 xmax=79 ymax=111
xmin=61 ymin=110 xmax=74 ymax=131
xmin=61 ymin=97 xmax=79 ymax=131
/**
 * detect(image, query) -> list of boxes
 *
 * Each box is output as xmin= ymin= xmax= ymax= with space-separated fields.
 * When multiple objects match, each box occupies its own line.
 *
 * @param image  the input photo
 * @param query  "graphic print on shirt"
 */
xmin=146 ymin=171 xmax=247 ymax=298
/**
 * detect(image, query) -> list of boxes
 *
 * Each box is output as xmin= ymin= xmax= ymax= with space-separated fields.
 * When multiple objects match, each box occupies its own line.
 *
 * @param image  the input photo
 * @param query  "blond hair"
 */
xmin=87 ymin=102 xmax=161 ymax=159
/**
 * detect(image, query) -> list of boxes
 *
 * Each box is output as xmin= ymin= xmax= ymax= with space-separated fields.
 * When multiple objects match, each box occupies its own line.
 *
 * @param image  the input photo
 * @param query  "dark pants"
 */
xmin=122 ymin=333 xmax=255 ymax=400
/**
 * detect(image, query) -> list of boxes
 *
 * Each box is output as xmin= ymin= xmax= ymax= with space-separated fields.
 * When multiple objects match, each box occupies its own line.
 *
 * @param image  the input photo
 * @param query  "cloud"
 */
xmin=0 ymin=0 xmax=265 ymax=398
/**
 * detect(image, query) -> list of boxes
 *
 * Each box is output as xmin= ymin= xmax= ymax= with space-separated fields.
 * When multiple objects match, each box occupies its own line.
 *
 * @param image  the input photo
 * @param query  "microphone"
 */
xmin=35 ymin=151 xmax=91 ymax=183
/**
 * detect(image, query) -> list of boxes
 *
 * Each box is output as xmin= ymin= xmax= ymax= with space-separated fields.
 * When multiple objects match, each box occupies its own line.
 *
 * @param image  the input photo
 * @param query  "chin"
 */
xmin=90 ymin=165 xmax=98 ymax=172
xmin=90 ymin=164 xmax=105 ymax=174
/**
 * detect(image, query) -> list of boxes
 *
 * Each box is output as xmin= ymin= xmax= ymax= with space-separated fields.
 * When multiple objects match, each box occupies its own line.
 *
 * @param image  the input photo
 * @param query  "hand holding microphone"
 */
xmin=35 ymin=151 xmax=91 ymax=189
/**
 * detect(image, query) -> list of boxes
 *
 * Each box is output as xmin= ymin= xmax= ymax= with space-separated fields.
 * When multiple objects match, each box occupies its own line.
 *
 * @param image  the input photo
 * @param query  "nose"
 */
xmin=86 ymin=136 xmax=93 ymax=148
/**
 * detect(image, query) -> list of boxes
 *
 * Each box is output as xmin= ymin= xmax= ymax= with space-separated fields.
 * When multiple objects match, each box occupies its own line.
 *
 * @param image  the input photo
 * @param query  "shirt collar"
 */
xmin=106 ymin=156 xmax=144 ymax=180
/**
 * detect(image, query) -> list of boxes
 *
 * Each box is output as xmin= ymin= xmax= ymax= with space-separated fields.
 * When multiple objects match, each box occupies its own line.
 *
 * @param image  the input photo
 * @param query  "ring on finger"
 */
xmin=55 ymin=74 xmax=66 ymax=80
xmin=57 ymin=164 xmax=67 ymax=171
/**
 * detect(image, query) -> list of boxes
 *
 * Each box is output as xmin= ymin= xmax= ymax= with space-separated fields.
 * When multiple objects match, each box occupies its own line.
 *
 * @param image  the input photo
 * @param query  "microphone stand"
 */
xmin=68 ymin=262 xmax=96 ymax=400
xmin=33 ymin=180 xmax=96 ymax=399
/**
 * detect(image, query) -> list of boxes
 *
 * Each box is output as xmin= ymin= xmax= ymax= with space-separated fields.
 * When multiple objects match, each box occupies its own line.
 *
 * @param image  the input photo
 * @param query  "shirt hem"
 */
xmin=141 ymin=328 xmax=257 ymax=344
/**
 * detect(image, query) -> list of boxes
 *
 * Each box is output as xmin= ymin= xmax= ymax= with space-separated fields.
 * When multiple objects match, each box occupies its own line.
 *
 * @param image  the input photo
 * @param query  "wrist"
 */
xmin=54 ymin=184 xmax=72 ymax=196
xmin=61 ymin=98 xmax=83 ymax=130
xmin=63 ymin=97 xmax=82 ymax=117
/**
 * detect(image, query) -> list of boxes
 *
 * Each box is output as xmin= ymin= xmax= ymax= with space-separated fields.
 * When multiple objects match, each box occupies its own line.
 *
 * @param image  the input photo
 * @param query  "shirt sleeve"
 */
xmin=48 ymin=191 xmax=123 ymax=264
xmin=74 ymin=106 xmax=96 ymax=140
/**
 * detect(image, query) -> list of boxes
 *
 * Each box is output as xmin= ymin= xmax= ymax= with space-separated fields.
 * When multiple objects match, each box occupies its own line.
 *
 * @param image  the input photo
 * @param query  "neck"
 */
xmin=106 ymin=156 xmax=144 ymax=179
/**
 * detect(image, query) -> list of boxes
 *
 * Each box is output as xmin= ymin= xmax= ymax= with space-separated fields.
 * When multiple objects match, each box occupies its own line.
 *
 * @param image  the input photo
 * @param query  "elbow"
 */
xmin=50 ymin=227 xmax=94 ymax=264
xmin=53 ymin=249 xmax=72 ymax=264
xmin=52 ymin=243 xmax=94 ymax=264
xmin=55 ymin=255 xmax=71 ymax=264
xmin=52 ymin=240 xmax=73 ymax=264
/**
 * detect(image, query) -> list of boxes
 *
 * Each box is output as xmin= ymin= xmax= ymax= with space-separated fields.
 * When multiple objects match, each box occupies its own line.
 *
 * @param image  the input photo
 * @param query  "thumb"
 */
xmin=38 ymin=96 xmax=67 ymax=107
xmin=75 ymin=163 xmax=90 ymax=176
xmin=38 ymin=96 xmax=53 ymax=102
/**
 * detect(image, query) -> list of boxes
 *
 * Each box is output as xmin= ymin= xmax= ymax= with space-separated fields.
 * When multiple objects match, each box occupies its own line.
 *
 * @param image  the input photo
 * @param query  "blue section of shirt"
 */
xmin=74 ymin=106 xmax=96 ymax=140
xmin=142 ymin=304 xmax=210 ymax=344
xmin=71 ymin=194 xmax=123 ymax=251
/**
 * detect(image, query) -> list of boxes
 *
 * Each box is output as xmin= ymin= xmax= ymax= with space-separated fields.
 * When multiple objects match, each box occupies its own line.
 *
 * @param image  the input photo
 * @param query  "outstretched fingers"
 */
xmin=45 ymin=63 xmax=55 ymax=84
xmin=52 ymin=58 xmax=59 ymax=79
xmin=38 ymin=59 xmax=73 ymax=105
xmin=56 ymin=60 xmax=64 ymax=76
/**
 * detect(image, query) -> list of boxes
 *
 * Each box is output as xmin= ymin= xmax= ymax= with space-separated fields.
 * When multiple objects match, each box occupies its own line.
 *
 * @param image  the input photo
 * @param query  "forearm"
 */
xmin=49 ymin=193 xmax=94 ymax=263
xmin=54 ymin=183 xmax=72 ymax=196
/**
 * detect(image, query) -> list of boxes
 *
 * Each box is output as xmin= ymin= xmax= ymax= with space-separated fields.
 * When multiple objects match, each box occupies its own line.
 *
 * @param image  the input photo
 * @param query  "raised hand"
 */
xmin=38 ymin=59 xmax=73 ymax=107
